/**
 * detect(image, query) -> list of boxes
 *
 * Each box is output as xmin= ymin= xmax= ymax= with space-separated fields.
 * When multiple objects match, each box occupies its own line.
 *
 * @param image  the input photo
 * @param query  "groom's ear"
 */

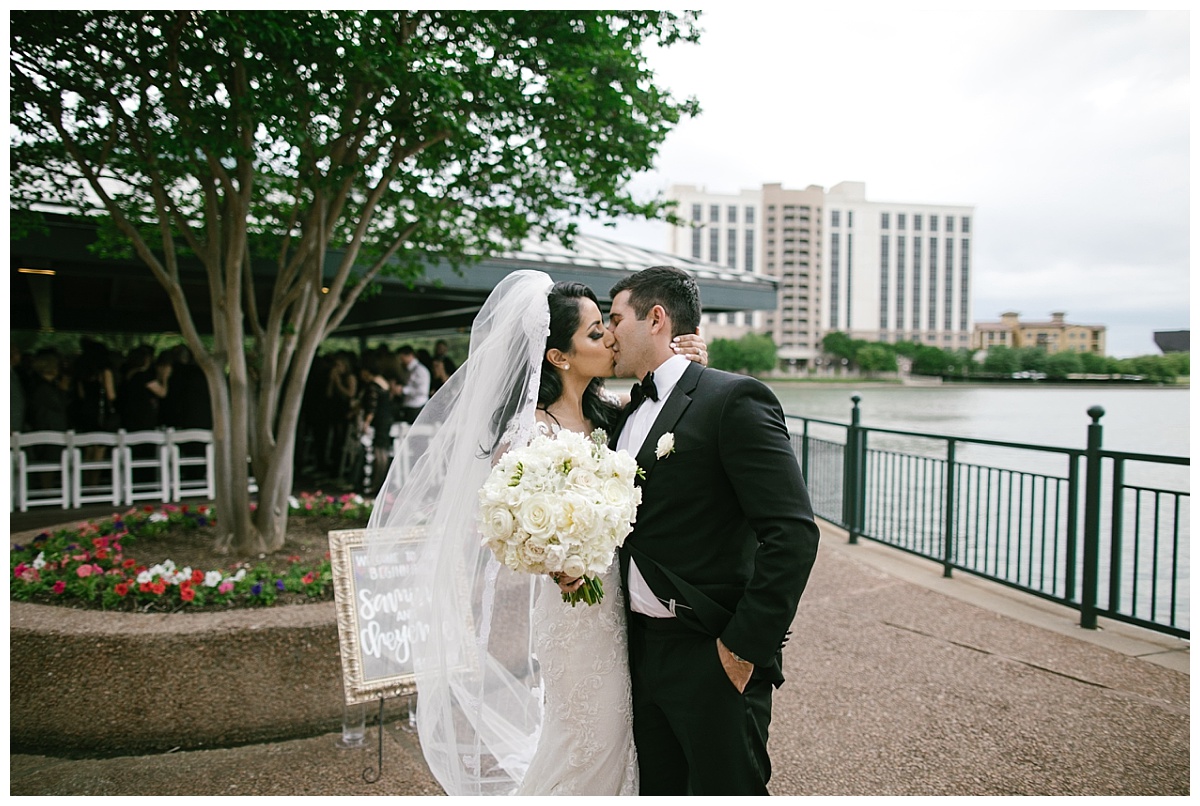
xmin=648 ymin=304 xmax=672 ymax=336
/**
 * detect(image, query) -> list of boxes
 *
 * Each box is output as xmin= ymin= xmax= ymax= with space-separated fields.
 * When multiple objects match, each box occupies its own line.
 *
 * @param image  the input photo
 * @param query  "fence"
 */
xmin=790 ymin=396 xmax=1190 ymax=640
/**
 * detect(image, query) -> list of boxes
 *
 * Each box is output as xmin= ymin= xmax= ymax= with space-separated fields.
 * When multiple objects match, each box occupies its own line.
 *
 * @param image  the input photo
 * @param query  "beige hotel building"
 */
xmin=666 ymin=181 xmax=975 ymax=370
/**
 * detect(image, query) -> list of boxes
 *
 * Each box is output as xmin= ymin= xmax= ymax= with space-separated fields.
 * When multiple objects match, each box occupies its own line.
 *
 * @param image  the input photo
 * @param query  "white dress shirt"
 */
xmin=400 ymin=357 xmax=431 ymax=408
xmin=616 ymin=353 xmax=691 ymax=618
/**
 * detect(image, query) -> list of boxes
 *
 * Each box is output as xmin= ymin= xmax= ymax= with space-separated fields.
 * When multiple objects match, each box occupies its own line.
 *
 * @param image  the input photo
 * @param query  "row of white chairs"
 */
xmin=11 ymin=428 xmax=216 ymax=512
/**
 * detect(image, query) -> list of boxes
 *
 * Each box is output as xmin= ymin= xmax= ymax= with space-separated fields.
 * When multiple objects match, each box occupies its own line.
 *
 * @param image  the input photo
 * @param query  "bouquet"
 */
xmin=478 ymin=428 xmax=642 ymax=606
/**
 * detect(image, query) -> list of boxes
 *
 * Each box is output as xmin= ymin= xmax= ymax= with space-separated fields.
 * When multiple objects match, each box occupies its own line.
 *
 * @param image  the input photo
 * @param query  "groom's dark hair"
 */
xmin=609 ymin=266 xmax=701 ymax=336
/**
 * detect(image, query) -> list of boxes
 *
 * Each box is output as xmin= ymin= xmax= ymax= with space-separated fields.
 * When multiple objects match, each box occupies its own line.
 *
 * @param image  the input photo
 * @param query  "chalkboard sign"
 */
xmin=329 ymin=528 xmax=427 ymax=705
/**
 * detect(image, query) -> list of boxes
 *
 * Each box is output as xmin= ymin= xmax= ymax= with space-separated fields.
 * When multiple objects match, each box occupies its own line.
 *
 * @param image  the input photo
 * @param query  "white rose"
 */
xmin=565 ymin=466 xmax=599 ymax=492
xmin=517 ymin=539 xmax=548 ymax=570
xmin=562 ymin=555 xmax=586 ymax=579
xmin=516 ymin=493 xmax=557 ymax=539
xmin=480 ymin=504 xmax=516 ymax=541
xmin=655 ymin=432 xmax=675 ymax=459
xmin=602 ymin=477 xmax=630 ymax=506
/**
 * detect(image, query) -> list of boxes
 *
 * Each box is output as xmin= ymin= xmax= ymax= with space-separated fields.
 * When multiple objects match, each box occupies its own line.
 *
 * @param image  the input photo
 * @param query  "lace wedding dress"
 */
xmin=516 ymin=422 xmax=639 ymax=795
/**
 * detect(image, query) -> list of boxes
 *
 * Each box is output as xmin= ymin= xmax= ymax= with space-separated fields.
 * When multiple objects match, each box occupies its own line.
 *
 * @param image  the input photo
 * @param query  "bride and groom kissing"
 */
xmin=365 ymin=265 xmax=820 ymax=796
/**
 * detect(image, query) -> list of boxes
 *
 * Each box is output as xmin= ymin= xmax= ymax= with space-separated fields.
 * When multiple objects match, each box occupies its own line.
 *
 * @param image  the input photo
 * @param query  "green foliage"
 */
xmin=708 ymin=332 xmax=777 ymax=374
xmin=911 ymin=345 xmax=952 ymax=375
xmin=982 ymin=345 xmax=1020 ymax=375
xmin=1015 ymin=347 xmax=1048 ymax=373
xmin=821 ymin=331 xmax=865 ymax=362
xmin=10 ymin=10 xmax=702 ymax=279
xmin=855 ymin=344 xmax=897 ymax=373
xmin=1044 ymin=350 xmax=1083 ymax=379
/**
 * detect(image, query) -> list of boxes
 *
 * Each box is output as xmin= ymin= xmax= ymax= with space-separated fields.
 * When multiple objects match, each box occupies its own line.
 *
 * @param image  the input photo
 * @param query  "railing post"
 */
xmin=943 ymin=439 xmax=956 ymax=578
xmin=1080 ymin=405 xmax=1105 ymax=630
xmin=843 ymin=395 xmax=863 ymax=543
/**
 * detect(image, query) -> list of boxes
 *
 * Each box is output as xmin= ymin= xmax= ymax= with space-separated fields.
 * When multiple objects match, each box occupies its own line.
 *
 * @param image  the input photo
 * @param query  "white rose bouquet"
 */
xmin=478 ymin=428 xmax=642 ymax=606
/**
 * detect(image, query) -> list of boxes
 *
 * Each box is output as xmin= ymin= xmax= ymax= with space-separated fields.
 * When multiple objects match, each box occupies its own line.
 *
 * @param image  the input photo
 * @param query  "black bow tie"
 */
xmin=630 ymin=372 xmax=659 ymax=409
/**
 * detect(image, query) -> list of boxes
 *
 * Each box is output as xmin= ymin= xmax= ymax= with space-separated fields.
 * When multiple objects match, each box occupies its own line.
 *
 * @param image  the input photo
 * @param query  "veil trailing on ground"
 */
xmin=363 ymin=270 xmax=554 ymax=796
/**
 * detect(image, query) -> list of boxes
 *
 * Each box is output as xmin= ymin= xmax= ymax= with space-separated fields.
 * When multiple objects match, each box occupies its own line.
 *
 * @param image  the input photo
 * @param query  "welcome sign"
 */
xmin=329 ymin=528 xmax=428 ymax=705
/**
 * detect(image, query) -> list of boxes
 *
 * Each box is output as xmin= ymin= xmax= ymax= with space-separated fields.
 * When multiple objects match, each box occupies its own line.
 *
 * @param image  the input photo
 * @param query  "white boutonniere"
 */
xmin=655 ymin=432 xmax=676 ymax=459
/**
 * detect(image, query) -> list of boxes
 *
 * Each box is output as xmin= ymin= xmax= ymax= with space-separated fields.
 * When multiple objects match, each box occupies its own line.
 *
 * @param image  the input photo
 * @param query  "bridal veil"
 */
xmin=364 ymin=270 xmax=554 ymax=795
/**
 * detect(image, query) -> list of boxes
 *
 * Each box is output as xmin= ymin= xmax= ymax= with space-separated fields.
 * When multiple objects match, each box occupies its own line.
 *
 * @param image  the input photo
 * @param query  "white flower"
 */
xmin=32 ymin=552 xmax=46 ymax=570
xmin=655 ymin=432 xmax=676 ymax=459
xmin=479 ymin=503 xmax=516 ymax=542
xmin=562 ymin=555 xmax=586 ymax=579
xmin=137 ymin=570 xmax=153 ymax=584
xmin=204 ymin=570 xmax=223 ymax=588
xmin=516 ymin=493 xmax=558 ymax=539
xmin=149 ymin=513 xmax=169 ymax=523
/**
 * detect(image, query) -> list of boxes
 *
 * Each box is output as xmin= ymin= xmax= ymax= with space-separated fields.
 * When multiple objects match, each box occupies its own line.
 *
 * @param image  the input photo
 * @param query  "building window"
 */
xmin=946 ymin=216 xmax=955 ymax=233
xmin=845 ymin=233 xmax=854 ymax=329
xmin=710 ymin=204 xmax=720 ymax=223
xmin=727 ymin=228 xmax=737 ymax=268
xmin=881 ymin=212 xmax=890 ymax=230
xmin=831 ymin=210 xmax=840 ymax=227
xmin=727 ymin=205 xmax=737 ymax=224
xmin=928 ymin=237 xmax=938 ymax=330
xmin=912 ymin=235 xmax=922 ymax=330
xmin=944 ymin=238 xmax=955 ymax=331
xmin=896 ymin=235 xmax=906 ymax=331
xmin=847 ymin=210 xmax=854 ymax=228
xmin=880 ymin=234 xmax=890 ymax=330
xmin=691 ymin=226 xmax=702 ymax=259
xmin=709 ymin=227 xmax=719 ymax=263
xmin=897 ymin=213 xmax=906 ymax=230
xmin=960 ymin=238 xmax=971 ymax=332
xmin=830 ymin=232 xmax=840 ymax=329
xmin=691 ymin=204 xmax=702 ymax=221
xmin=961 ymin=216 xmax=970 ymax=234
xmin=930 ymin=215 xmax=938 ymax=232
xmin=745 ymin=229 xmax=755 ymax=272
xmin=745 ymin=206 xmax=755 ymax=225
xmin=914 ymin=214 xmax=923 ymax=231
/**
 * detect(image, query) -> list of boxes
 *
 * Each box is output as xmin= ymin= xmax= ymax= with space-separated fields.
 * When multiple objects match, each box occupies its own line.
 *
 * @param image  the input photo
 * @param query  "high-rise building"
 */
xmin=666 ymin=181 xmax=976 ymax=370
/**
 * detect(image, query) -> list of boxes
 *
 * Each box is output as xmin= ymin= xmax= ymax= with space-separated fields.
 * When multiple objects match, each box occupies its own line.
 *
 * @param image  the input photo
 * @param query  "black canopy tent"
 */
xmin=10 ymin=212 xmax=778 ymax=338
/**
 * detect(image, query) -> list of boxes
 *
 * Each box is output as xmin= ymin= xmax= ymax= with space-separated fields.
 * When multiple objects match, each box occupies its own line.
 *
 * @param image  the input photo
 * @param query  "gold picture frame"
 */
xmin=328 ymin=527 xmax=426 ymax=705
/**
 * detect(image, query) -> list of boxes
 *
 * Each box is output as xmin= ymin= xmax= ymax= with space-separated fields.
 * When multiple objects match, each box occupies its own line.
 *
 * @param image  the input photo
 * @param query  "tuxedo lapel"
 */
xmin=634 ymin=362 xmax=702 ymax=480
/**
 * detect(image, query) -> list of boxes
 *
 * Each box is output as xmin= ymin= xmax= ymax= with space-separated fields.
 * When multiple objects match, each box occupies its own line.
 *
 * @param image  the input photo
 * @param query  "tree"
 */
xmin=1015 ymin=347 xmax=1049 ymax=373
xmin=982 ymin=346 xmax=1019 ymax=375
xmin=1044 ymin=350 xmax=1083 ymax=380
xmin=911 ymin=345 xmax=951 ymax=376
xmin=855 ymin=344 xmax=896 ymax=373
xmin=708 ymin=332 xmax=776 ymax=375
xmin=11 ymin=11 xmax=700 ymax=553
xmin=821 ymin=331 xmax=863 ymax=363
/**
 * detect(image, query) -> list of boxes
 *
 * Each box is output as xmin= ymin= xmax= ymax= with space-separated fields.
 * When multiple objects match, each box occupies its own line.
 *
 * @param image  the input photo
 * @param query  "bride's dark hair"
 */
xmin=539 ymin=281 xmax=621 ymax=433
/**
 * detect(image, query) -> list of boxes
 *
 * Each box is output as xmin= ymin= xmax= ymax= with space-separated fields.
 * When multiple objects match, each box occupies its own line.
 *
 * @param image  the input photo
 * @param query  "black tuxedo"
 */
xmin=613 ymin=362 xmax=819 ymax=795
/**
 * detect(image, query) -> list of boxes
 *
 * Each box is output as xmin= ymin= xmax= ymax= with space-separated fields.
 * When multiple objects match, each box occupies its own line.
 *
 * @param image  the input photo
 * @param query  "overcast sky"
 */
xmin=577 ymin=7 xmax=1190 ymax=359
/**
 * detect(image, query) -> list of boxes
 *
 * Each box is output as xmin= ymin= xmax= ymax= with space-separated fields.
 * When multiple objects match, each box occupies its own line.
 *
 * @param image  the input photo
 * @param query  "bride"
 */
xmin=363 ymin=270 xmax=706 ymax=796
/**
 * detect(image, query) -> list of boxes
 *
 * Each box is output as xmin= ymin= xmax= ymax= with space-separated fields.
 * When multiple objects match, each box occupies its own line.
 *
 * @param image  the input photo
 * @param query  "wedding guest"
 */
xmin=358 ymin=350 xmax=398 ymax=494
xmin=117 ymin=345 xmax=164 ymax=432
xmin=395 ymin=344 xmax=430 ymax=424
xmin=71 ymin=338 xmax=119 ymax=433
xmin=11 ymin=344 xmax=26 ymax=433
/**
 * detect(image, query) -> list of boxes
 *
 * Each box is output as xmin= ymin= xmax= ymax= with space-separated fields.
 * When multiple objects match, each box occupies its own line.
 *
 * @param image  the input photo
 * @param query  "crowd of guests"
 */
xmin=11 ymin=336 xmax=457 ymax=496
xmin=10 ymin=339 xmax=213 ymax=437
xmin=298 ymin=340 xmax=454 ymax=494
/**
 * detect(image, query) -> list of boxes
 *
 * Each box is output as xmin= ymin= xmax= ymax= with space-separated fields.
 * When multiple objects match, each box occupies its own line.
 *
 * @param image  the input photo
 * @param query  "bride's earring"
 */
xmin=563 ymin=363 xmax=570 ymax=371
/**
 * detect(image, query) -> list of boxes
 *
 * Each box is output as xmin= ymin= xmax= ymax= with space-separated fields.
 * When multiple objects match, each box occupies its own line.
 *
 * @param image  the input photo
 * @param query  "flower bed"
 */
xmin=10 ymin=492 xmax=372 ymax=612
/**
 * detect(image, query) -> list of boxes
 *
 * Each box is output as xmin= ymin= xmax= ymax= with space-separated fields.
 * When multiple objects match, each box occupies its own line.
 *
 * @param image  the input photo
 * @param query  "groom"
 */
xmin=606 ymin=266 xmax=819 ymax=795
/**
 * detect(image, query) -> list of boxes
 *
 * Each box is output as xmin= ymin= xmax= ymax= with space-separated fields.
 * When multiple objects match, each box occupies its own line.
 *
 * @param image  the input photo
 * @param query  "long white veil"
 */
xmin=364 ymin=270 xmax=554 ymax=795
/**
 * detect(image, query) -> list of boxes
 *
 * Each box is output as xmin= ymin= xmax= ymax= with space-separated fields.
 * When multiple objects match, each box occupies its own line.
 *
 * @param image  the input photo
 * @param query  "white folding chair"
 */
xmin=70 ymin=430 xmax=123 ymax=509
xmin=120 ymin=429 xmax=171 ymax=506
xmin=14 ymin=430 xmax=72 ymax=511
xmin=167 ymin=428 xmax=215 ymax=500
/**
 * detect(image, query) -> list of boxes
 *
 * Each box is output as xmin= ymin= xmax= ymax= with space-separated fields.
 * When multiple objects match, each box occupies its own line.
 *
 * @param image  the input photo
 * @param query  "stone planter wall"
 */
xmin=10 ymin=601 xmax=348 ymax=755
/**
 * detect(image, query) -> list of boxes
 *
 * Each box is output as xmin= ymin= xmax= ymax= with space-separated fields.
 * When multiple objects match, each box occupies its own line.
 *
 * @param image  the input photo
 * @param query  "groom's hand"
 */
xmin=716 ymin=638 xmax=754 ymax=693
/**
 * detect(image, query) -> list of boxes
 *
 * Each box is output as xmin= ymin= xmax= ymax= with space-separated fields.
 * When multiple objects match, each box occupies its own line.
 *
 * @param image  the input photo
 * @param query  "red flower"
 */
xmin=92 ymin=536 xmax=111 ymax=549
xmin=191 ymin=569 xmax=205 ymax=584
xmin=181 ymin=505 xmax=189 ymax=512
xmin=288 ymin=555 xmax=301 ymax=564
xmin=13 ymin=563 xmax=27 ymax=578
xmin=123 ymin=559 xmax=137 ymax=569
xmin=114 ymin=582 xmax=129 ymax=597
xmin=179 ymin=585 xmax=195 ymax=602
xmin=143 ymin=505 xmax=155 ymax=513
xmin=150 ymin=580 xmax=166 ymax=595
xmin=302 ymin=572 xmax=315 ymax=585
xmin=96 ymin=548 xmax=110 ymax=560
xmin=52 ymin=581 xmax=66 ymax=594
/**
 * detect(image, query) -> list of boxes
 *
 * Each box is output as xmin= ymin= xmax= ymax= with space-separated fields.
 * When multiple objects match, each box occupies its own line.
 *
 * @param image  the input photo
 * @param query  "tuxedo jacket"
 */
xmin=613 ymin=362 xmax=820 ymax=685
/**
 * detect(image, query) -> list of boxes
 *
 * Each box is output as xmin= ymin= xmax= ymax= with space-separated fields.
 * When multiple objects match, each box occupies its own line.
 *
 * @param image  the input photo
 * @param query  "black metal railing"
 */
xmin=787 ymin=397 xmax=1190 ymax=639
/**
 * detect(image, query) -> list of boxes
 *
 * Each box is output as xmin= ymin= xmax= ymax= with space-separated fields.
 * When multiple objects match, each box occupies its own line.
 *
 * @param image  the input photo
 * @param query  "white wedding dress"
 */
xmin=516 ymin=421 xmax=638 ymax=796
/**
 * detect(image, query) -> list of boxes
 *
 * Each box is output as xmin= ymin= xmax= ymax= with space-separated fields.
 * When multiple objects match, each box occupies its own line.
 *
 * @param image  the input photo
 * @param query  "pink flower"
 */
xmin=13 ymin=563 xmax=27 ymax=578
xmin=52 ymin=581 xmax=66 ymax=594
xmin=20 ymin=568 xmax=40 ymax=583
xmin=76 ymin=565 xmax=94 ymax=578
xmin=302 ymin=572 xmax=315 ymax=585
xmin=218 ymin=581 xmax=235 ymax=594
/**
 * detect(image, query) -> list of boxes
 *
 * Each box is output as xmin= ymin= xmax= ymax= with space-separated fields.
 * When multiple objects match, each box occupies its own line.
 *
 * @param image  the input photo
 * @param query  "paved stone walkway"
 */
xmin=9 ymin=520 xmax=1189 ymax=796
